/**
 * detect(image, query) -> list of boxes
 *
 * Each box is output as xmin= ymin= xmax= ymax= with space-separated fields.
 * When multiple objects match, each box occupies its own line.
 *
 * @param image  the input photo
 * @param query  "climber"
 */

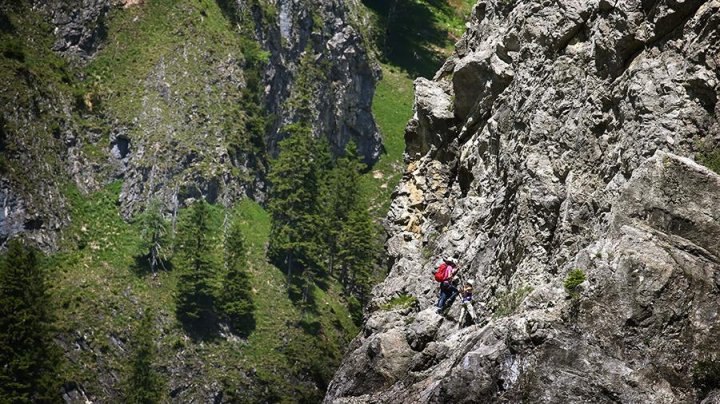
xmin=435 ymin=256 xmax=459 ymax=314
xmin=458 ymin=279 xmax=478 ymax=328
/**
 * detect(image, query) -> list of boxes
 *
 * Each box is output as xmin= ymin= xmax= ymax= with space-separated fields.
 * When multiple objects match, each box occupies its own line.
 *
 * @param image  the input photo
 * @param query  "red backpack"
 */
xmin=434 ymin=263 xmax=452 ymax=282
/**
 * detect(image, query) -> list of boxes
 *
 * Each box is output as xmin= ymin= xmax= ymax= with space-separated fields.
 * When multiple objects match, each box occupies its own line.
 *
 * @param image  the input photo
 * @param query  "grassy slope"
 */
xmin=361 ymin=0 xmax=475 ymax=217
xmin=81 ymin=0 xmax=263 ymax=190
xmin=84 ymin=0 xmax=240 ymax=120
xmin=361 ymin=0 xmax=474 ymax=78
xmin=0 ymin=0 xmax=474 ymax=400
xmin=0 ymin=0 xmax=356 ymax=400
xmin=0 ymin=5 xmax=76 ymax=223
xmin=363 ymin=67 xmax=414 ymax=217
xmin=46 ymin=183 xmax=357 ymax=401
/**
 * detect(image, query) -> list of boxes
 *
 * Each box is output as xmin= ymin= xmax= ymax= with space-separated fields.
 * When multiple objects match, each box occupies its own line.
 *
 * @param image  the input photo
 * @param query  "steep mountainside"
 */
xmin=0 ymin=0 xmax=379 ymax=249
xmin=0 ymin=0 xmax=378 ymax=401
xmin=327 ymin=0 xmax=720 ymax=402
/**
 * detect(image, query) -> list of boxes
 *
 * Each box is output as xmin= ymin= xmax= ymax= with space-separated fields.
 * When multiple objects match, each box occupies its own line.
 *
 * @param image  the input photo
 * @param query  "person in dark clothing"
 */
xmin=436 ymin=257 xmax=459 ymax=314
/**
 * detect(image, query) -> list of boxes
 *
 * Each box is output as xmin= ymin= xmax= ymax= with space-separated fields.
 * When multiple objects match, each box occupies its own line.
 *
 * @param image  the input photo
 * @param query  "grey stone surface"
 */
xmin=327 ymin=0 xmax=720 ymax=402
xmin=42 ymin=0 xmax=115 ymax=61
xmin=257 ymin=0 xmax=381 ymax=163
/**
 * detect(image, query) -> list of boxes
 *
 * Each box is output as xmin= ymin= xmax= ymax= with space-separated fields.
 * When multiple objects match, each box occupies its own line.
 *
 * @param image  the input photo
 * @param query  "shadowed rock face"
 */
xmin=259 ymin=0 xmax=381 ymax=163
xmin=327 ymin=0 xmax=720 ymax=402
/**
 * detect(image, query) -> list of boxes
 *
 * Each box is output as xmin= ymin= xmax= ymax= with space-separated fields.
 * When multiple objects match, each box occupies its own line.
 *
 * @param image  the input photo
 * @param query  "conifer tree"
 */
xmin=337 ymin=205 xmax=380 ymax=301
xmin=137 ymin=198 xmax=171 ymax=274
xmin=175 ymin=200 xmax=218 ymax=330
xmin=319 ymin=142 xmax=382 ymax=300
xmin=125 ymin=310 xmax=163 ymax=404
xmin=0 ymin=239 xmax=60 ymax=402
xmin=218 ymin=217 xmax=255 ymax=336
xmin=323 ymin=142 xmax=365 ymax=275
xmin=287 ymin=44 xmax=324 ymax=123
xmin=267 ymin=123 xmax=322 ymax=291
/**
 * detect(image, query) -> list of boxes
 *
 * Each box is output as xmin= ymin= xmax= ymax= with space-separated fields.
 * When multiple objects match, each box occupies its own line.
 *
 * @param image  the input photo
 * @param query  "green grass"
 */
xmin=381 ymin=293 xmax=418 ymax=311
xmin=80 ymin=0 xmax=265 ymax=184
xmin=84 ymin=0 xmax=240 ymax=118
xmin=699 ymin=148 xmax=720 ymax=174
xmin=0 ymin=5 xmax=80 ymax=218
xmin=564 ymin=269 xmax=587 ymax=296
xmin=1 ymin=0 xmax=478 ymax=400
xmin=43 ymin=185 xmax=357 ymax=402
xmin=361 ymin=1 xmax=474 ymax=216
xmin=494 ymin=286 xmax=533 ymax=318
xmin=362 ymin=64 xmax=415 ymax=216
xmin=361 ymin=0 xmax=475 ymax=79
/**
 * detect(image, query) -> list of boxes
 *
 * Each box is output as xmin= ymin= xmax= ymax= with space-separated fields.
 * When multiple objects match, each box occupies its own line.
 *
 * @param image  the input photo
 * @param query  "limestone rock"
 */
xmin=327 ymin=0 xmax=720 ymax=402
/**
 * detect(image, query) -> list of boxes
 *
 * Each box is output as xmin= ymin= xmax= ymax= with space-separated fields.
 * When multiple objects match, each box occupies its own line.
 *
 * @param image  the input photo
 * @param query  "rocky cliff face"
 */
xmin=327 ymin=0 xmax=720 ymax=402
xmin=256 ymin=0 xmax=381 ymax=160
xmin=0 ymin=0 xmax=379 ymax=248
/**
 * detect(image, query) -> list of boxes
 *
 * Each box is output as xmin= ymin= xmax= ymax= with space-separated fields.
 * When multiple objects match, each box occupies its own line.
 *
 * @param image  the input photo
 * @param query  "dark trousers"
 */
xmin=437 ymin=282 xmax=459 ymax=310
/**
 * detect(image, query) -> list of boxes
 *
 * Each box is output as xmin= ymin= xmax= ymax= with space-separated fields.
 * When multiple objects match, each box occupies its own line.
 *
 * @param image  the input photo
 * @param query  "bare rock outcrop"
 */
xmin=260 ymin=0 xmax=381 ymax=162
xmin=327 ymin=0 xmax=720 ymax=402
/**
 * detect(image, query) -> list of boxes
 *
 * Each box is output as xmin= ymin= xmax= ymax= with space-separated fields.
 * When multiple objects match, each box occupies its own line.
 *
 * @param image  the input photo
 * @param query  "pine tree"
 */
xmin=0 ymin=239 xmax=60 ymax=402
xmin=175 ymin=200 xmax=218 ymax=330
xmin=218 ymin=217 xmax=255 ymax=336
xmin=137 ymin=198 xmax=171 ymax=274
xmin=266 ymin=42 xmax=330 ymax=302
xmin=320 ymin=142 xmax=381 ymax=301
xmin=323 ymin=142 xmax=365 ymax=276
xmin=287 ymin=44 xmax=325 ymax=124
xmin=267 ymin=123 xmax=322 ymax=293
xmin=125 ymin=310 xmax=163 ymax=404
xmin=336 ymin=200 xmax=380 ymax=301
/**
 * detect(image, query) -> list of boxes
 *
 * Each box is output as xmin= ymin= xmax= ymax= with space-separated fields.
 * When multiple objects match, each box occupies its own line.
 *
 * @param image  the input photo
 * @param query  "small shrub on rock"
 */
xmin=494 ymin=286 xmax=533 ymax=318
xmin=699 ymin=149 xmax=720 ymax=174
xmin=564 ymin=269 xmax=587 ymax=298
xmin=381 ymin=294 xmax=417 ymax=311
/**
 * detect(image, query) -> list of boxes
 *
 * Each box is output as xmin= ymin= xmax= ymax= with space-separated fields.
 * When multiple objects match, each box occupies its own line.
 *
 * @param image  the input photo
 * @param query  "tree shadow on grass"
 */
xmin=178 ymin=313 xmax=220 ymax=342
xmin=131 ymin=254 xmax=173 ymax=277
xmin=0 ymin=9 xmax=15 ymax=34
xmin=287 ymin=275 xmax=324 ymax=316
xmin=314 ymin=274 xmax=330 ymax=292
xmin=362 ymin=0 xmax=458 ymax=78
xmin=226 ymin=314 xmax=256 ymax=339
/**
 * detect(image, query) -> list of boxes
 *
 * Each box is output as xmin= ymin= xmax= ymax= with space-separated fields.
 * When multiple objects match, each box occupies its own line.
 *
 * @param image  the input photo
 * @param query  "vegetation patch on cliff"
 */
xmin=381 ymin=293 xmax=418 ymax=311
xmin=361 ymin=0 xmax=474 ymax=78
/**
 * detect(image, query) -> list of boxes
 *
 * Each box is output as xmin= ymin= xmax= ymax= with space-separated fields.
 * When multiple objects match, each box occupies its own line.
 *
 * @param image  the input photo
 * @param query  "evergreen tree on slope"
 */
xmin=337 ymin=204 xmax=379 ymax=302
xmin=125 ymin=310 xmax=163 ymax=404
xmin=323 ymin=141 xmax=365 ymax=276
xmin=218 ymin=217 xmax=255 ymax=336
xmin=267 ymin=123 xmax=322 ymax=294
xmin=0 ymin=239 xmax=60 ymax=402
xmin=137 ymin=198 xmax=171 ymax=274
xmin=175 ymin=200 xmax=218 ymax=331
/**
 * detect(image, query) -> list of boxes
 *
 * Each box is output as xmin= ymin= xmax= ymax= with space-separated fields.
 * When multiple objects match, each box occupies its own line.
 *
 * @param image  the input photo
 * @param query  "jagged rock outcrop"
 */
xmin=257 ymin=0 xmax=381 ymax=161
xmin=327 ymin=0 xmax=720 ymax=402
xmin=44 ymin=0 xmax=114 ymax=61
